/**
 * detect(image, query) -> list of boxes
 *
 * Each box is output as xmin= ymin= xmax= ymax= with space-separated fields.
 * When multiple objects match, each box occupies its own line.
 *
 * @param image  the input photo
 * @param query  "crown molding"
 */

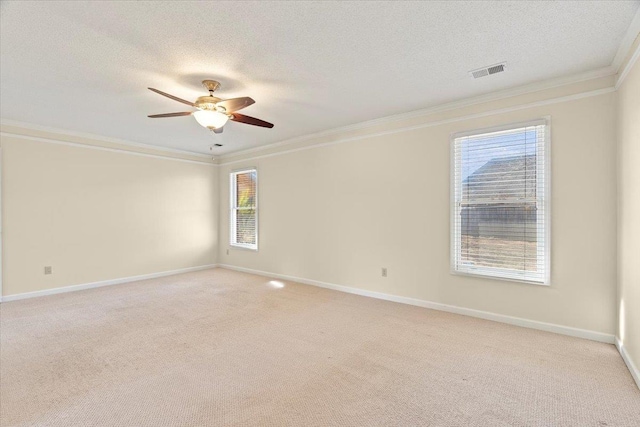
xmin=218 ymin=87 xmax=615 ymax=167
xmin=218 ymin=67 xmax=615 ymax=162
xmin=612 ymin=7 xmax=640 ymax=72
xmin=0 ymin=118 xmax=213 ymax=160
xmin=0 ymin=131 xmax=215 ymax=166
xmin=615 ymin=37 xmax=640 ymax=89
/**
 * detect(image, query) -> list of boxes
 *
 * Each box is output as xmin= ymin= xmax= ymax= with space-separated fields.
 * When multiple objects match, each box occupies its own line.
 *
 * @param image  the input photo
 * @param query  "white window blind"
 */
xmin=230 ymin=168 xmax=258 ymax=250
xmin=451 ymin=119 xmax=549 ymax=284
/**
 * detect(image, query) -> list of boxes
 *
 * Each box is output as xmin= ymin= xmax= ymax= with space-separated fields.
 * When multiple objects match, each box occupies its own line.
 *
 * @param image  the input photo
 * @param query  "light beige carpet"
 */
xmin=1 ymin=268 xmax=638 ymax=427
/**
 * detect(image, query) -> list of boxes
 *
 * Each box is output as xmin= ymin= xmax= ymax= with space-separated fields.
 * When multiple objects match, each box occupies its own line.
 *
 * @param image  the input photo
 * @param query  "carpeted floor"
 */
xmin=1 ymin=268 xmax=639 ymax=426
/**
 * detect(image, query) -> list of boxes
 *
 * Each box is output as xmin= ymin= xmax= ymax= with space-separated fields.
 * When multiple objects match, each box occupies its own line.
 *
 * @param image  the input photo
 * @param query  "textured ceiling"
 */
xmin=1 ymin=1 xmax=638 ymax=155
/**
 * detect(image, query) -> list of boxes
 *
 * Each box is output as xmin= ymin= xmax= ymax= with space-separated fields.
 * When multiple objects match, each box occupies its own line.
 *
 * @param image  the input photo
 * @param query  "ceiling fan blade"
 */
xmin=213 ymin=127 xmax=223 ymax=134
xmin=148 ymin=87 xmax=195 ymax=107
xmin=216 ymin=97 xmax=255 ymax=112
xmin=230 ymin=113 xmax=274 ymax=128
xmin=148 ymin=112 xmax=193 ymax=118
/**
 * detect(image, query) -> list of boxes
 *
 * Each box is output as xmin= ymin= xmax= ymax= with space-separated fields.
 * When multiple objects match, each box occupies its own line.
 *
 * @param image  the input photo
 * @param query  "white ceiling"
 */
xmin=1 ymin=1 xmax=638 ymax=156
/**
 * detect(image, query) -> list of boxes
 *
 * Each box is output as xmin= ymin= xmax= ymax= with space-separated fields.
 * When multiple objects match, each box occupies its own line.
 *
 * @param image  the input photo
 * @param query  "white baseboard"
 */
xmin=616 ymin=337 xmax=640 ymax=390
xmin=0 ymin=264 xmax=218 ymax=302
xmin=218 ymin=264 xmax=615 ymax=344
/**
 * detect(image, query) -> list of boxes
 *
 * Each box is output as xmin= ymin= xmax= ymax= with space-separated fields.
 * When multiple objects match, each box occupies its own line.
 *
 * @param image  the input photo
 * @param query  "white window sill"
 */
xmin=451 ymin=268 xmax=550 ymax=286
xmin=230 ymin=244 xmax=258 ymax=252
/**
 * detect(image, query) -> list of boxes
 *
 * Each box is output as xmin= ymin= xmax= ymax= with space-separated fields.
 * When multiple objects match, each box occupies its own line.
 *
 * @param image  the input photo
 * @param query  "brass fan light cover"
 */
xmin=195 ymin=96 xmax=222 ymax=111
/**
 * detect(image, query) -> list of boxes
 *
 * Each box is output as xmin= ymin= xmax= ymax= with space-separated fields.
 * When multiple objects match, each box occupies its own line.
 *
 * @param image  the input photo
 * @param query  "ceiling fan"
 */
xmin=147 ymin=80 xmax=273 ymax=134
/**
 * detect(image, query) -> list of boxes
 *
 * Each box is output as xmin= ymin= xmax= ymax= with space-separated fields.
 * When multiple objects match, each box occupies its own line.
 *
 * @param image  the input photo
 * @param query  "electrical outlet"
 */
xmin=44 ymin=266 xmax=52 ymax=275
xmin=381 ymin=268 xmax=387 ymax=277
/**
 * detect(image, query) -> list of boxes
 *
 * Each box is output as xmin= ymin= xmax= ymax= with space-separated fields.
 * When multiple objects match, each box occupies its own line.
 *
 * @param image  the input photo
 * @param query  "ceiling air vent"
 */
xmin=470 ymin=62 xmax=506 ymax=79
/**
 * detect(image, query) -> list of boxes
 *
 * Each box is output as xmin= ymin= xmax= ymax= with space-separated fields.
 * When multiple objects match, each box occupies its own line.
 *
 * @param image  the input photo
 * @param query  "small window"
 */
xmin=230 ymin=168 xmax=258 ymax=250
xmin=451 ymin=119 xmax=550 ymax=284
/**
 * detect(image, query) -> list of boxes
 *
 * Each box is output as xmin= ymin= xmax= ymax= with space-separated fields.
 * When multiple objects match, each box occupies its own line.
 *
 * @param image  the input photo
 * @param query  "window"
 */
xmin=451 ymin=119 xmax=549 ymax=284
xmin=230 ymin=168 xmax=258 ymax=250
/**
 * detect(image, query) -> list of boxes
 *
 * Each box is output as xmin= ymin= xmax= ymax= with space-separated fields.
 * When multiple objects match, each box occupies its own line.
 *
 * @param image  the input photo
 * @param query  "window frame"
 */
xmin=450 ymin=118 xmax=551 ymax=286
xmin=230 ymin=167 xmax=258 ymax=251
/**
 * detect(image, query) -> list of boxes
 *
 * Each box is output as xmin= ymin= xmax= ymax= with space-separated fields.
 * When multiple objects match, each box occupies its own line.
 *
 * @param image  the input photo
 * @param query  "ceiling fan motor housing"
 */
xmin=195 ymin=96 xmax=225 ymax=112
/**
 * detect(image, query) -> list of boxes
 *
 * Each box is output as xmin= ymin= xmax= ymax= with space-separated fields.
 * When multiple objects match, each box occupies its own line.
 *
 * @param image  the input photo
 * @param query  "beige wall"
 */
xmin=1 ymin=133 xmax=218 ymax=297
xmin=0 ymin=73 xmax=624 ymax=341
xmin=617 ymin=55 xmax=640 ymax=371
xmin=218 ymin=84 xmax=618 ymax=335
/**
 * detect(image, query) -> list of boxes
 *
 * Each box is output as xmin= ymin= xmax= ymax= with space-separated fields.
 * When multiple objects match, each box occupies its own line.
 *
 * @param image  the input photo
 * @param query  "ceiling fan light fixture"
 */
xmin=193 ymin=110 xmax=229 ymax=129
xmin=147 ymin=81 xmax=273 ymax=132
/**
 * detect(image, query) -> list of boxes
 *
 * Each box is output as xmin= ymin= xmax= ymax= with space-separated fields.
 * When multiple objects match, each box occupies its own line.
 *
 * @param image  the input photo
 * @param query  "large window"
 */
xmin=451 ymin=119 xmax=549 ymax=284
xmin=230 ymin=168 xmax=258 ymax=250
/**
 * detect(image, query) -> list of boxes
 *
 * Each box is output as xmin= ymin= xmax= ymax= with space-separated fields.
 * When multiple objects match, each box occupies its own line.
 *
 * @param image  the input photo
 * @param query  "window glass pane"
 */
xmin=460 ymin=129 xmax=537 ymax=203
xmin=235 ymin=171 xmax=256 ymax=208
xmin=235 ymin=208 xmax=256 ymax=245
xmin=460 ymin=205 xmax=538 ymax=271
